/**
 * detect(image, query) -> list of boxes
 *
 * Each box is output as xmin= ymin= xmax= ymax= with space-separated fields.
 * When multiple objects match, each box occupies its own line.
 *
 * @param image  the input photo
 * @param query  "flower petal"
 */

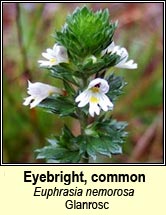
xmin=124 ymin=59 xmax=137 ymax=69
xmin=117 ymin=47 xmax=128 ymax=63
xmin=88 ymin=78 xmax=109 ymax=94
xmin=38 ymin=60 xmax=50 ymax=67
xmin=101 ymin=42 xmax=137 ymax=70
xmin=101 ymin=41 xmax=115 ymax=55
xmin=46 ymin=48 xmax=56 ymax=56
xmin=88 ymin=78 xmax=103 ymax=89
xmin=99 ymin=94 xmax=113 ymax=111
xmin=30 ymin=98 xmax=44 ymax=109
xmin=99 ymin=79 xmax=109 ymax=93
xmin=75 ymin=90 xmax=87 ymax=102
xmin=39 ymin=43 xmax=68 ymax=67
xmin=89 ymin=102 xmax=100 ymax=117
xmin=23 ymin=81 xmax=62 ymax=108
xmin=53 ymin=44 xmax=59 ymax=52
xmin=116 ymin=60 xmax=137 ymax=69
xmin=75 ymin=90 xmax=90 ymax=107
xmin=23 ymin=96 xmax=33 ymax=106
xmin=75 ymin=78 xmax=114 ymax=117
xmin=41 ymin=52 xmax=53 ymax=60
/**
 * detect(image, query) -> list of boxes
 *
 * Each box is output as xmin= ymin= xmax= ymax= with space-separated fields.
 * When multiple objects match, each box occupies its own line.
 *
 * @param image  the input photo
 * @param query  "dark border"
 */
xmin=1 ymin=1 xmax=165 ymax=166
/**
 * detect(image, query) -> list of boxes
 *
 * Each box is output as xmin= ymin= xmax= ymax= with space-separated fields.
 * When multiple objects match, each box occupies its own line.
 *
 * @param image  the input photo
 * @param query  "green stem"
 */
xmin=79 ymin=76 xmax=90 ymax=163
xmin=79 ymin=110 xmax=89 ymax=163
xmin=81 ymin=153 xmax=89 ymax=163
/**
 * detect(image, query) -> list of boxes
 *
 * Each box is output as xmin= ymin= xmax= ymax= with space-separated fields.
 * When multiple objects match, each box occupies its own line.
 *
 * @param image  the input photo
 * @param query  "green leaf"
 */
xmin=76 ymin=53 xmax=120 ymax=78
xmin=86 ymin=138 xmax=97 ymax=160
xmin=50 ymin=64 xmax=79 ymax=86
xmin=101 ymin=136 xmax=122 ymax=154
xmin=55 ymin=6 xmax=117 ymax=60
xmin=60 ymin=151 xmax=81 ymax=163
xmin=107 ymin=74 xmax=127 ymax=101
xmin=60 ymin=125 xmax=75 ymax=147
xmin=36 ymin=146 xmax=68 ymax=160
xmin=35 ymin=126 xmax=82 ymax=163
xmin=36 ymin=145 xmax=81 ymax=163
xmin=87 ymin=136 xmax=112 ymax=158
xmin=97 ymin=119 xmax=128 ymax=139
xmin=82 ymin=118 xmax=128 ymax=160
xmin=37 ymin=96 xmax=76 ymax=118
xmin=63 ymin=80 xmax=76 ymax=96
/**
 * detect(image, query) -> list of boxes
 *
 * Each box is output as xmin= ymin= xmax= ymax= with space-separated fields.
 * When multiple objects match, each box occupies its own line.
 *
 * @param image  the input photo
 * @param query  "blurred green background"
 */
xmin=3 ymin=2 xmax=163 ymax=163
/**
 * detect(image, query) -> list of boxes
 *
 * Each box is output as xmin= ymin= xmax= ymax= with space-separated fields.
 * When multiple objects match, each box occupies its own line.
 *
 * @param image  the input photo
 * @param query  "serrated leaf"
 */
xmin=55 ymin=6 xmax=117 ymax=60
xmin=36 ymin=137 xmax=81 ymax=163
xmin=107 ymin=74 xmax=127 ymax=101
xmin=35 ymin=125 xmax=83 ymax=163
xmin=88 ymin=136 xmax=112 ymax=158
xmin=50 ymin=64 xmax=79 ymax=86
xmin=109 ymin=144 xmax=122 ymax=154
xmin=35 ymin=146 xmax=68 ymax=160
xmin=63 ymin=80 xmax=76 ymax=96
xmin=37 ymin=96 xmax=76 ymax=117
xmin=60 ymin=125 xmax=76 ymax=148
xmin=77 ymin=54 xmax=119 ymax=77
xmin=86 ymin=140 xmax=97 ymax=160
xmin=60 ymin=151 xmax=81 ymax=163
xmin=101 ymin=136 xmax=123 ymax=154
xmin=47 ymin=138 xmax=58 ymax=146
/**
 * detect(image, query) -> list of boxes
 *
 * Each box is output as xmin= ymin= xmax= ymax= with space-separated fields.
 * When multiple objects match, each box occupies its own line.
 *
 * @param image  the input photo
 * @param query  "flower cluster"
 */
xmin=23 ymin=42 xmax=137 ymax=117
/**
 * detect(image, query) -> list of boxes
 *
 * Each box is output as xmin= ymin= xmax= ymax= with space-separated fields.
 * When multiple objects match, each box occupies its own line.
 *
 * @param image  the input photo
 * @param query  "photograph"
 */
xmin=2 ymin=2 xmax=164 ymax=164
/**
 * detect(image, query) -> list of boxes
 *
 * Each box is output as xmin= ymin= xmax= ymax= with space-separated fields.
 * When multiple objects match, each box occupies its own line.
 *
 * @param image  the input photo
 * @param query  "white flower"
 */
xmin=75 ymin=78 xmax=113 ymax=117
xmin=23 ymin=81 xmax=62 ymax=108
xmin=102 ymin=42 xmax=137 ymax=69
xmin=38 ymin=43 xmax=69 ymax=67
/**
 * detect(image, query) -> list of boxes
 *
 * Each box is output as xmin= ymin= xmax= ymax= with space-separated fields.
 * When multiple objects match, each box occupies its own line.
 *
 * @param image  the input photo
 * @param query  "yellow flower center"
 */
xmin=50 ymin=58 xmax=56 ymax=64
xmin=90 ymin=96 xmax=99 ymax=103
xmin=48 ymin=90 xmax=54 ymax=95
xmin=91 ymin=87 xmax=100 ymax=93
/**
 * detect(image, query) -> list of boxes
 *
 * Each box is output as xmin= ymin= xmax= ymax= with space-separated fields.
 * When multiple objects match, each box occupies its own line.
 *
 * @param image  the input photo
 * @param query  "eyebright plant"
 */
xmin=23 ymin=6 xmax=137 ymax=163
